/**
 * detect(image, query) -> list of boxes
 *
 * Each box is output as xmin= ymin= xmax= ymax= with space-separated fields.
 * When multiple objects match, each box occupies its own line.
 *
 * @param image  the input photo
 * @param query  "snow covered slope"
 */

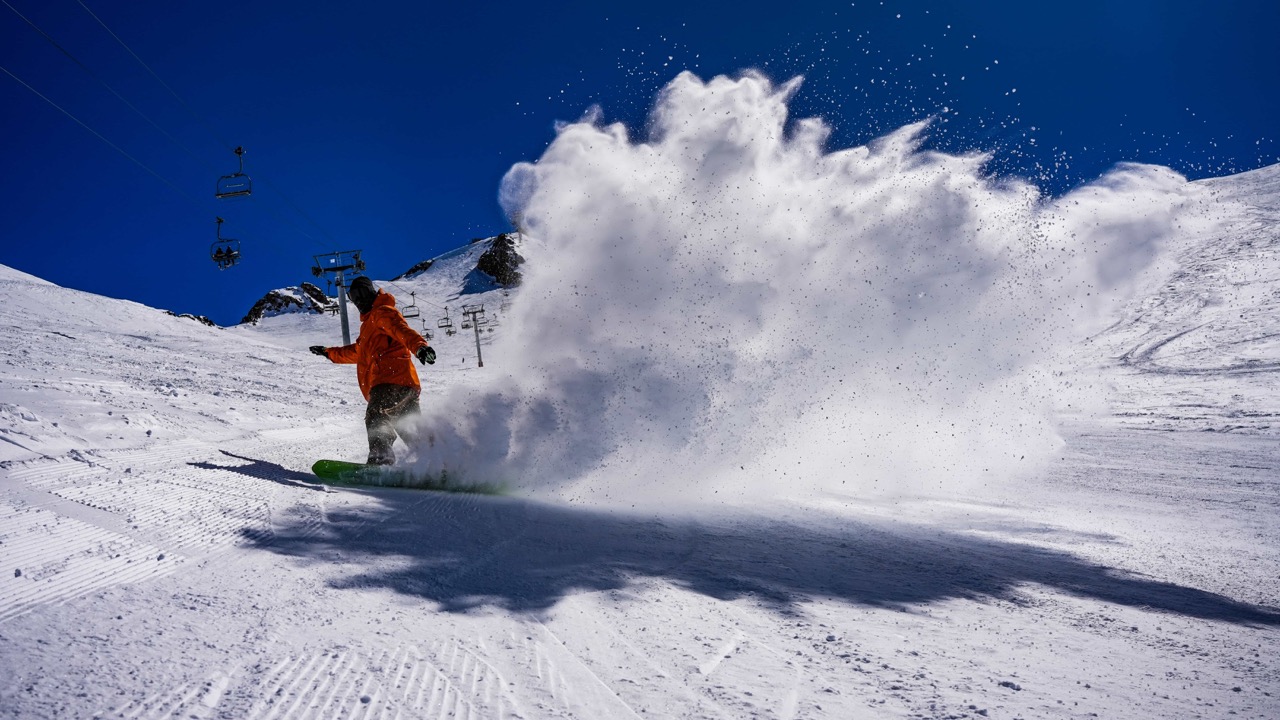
xmin=1091 ymin=164 xmax=1280 ymax=433
xmin=1 ymin=153 xmax=1278 ymax=719
xmin=0 ymin=264 xmax=359 ymax=465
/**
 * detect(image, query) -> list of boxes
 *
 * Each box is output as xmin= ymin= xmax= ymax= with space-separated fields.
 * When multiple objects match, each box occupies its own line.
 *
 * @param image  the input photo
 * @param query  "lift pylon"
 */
xmin=461 ymin=304 xmax=487 ymax=367
xmin=310 ymin=250 xmax=367 ymax=345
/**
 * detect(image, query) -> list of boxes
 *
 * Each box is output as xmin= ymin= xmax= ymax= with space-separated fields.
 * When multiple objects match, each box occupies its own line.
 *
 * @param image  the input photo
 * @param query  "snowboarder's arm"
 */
xmin=324 ymin=343 xmax=359 ymax=364
xmin=383 ymin=308 xmax=429 ymax=355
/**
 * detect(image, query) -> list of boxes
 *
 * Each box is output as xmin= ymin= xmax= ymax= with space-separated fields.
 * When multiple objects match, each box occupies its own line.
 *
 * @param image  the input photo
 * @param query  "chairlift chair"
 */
xmin=210 ymin=217 xmax=241 ymax=270
xmin=402 ymin=291 xmax=420 ymax=319
xmin=215 ymin=146 xmax=252 ymax=199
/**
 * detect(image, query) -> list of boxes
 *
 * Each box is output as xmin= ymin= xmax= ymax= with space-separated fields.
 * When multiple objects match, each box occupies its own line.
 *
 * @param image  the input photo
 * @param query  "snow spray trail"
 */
xmin=411 ymin=71 xmax=1214 ymax=503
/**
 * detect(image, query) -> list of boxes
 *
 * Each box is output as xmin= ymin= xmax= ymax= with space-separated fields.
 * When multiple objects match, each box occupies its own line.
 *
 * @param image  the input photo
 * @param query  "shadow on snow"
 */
xmin=188 ymin=450 xmax=326 ymax=491
xmin=233 ymin=487 xmax=1280 ymax=626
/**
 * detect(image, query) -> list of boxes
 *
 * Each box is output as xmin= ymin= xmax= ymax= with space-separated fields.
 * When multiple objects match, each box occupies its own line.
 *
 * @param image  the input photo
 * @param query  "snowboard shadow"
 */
xmin=242 ymin=490 xmax=1280 ymax=627
xmin=188 ymin=451 xmax=326 ymax=491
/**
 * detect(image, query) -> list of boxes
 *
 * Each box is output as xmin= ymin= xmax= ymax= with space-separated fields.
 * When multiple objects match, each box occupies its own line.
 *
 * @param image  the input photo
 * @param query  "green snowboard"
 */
xmin=310 ymin=459 xmax=503 ymax=495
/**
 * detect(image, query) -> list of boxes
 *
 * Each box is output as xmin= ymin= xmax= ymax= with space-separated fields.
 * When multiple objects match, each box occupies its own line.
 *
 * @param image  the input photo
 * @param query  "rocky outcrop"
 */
xmin=240 ymin=282 xmax=336 ymax=325
xmin=393 ymin=259 xmax=434 ymax=281
xmin=165 ymin=311 xmax=218 ymax=327
xmin=475 ymin=233 xmax=524 ymax=287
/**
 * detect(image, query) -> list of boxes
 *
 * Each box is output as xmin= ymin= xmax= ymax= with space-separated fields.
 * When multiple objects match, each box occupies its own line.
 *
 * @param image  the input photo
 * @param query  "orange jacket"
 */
xmin=326 ymin=291 xmax=429 ymax=400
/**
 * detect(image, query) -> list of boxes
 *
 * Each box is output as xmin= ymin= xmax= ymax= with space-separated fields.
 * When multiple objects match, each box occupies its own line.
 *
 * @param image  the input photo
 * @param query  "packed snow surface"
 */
xmin=2 ymin=74 xmax=1278 ymax=719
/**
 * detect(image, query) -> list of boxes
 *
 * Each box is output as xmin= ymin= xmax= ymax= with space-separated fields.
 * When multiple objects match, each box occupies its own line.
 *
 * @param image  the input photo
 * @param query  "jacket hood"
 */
xmin=359 ymin=290 xmax=396 ymax=320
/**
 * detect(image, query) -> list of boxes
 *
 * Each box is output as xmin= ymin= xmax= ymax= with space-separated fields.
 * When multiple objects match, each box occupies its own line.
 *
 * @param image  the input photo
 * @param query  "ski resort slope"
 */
xmin=1092 ymin=163 xmax=1280 ymax=434
xmin=1 ymin=176 xmax=1279 ymax=718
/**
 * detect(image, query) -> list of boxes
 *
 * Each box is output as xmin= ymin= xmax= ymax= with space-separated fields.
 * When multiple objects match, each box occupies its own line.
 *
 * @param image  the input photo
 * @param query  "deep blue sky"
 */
xmin=2 ymin=0 xmax=1276 ymax=326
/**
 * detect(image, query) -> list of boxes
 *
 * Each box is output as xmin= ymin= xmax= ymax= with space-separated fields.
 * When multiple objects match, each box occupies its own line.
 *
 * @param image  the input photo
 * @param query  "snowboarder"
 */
xmin=309 ymin=276 xmax=436 ymax=465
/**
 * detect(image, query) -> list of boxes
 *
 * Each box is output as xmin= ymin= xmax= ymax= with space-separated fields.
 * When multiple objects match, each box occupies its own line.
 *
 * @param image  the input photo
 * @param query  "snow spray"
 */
xmin=409 ymin=71 xmax=1209 ymax=504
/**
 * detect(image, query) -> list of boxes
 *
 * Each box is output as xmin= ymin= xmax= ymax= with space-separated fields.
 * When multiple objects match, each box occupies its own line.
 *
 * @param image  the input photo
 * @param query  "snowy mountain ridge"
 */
xmin=237 ymin=233 xmax=521 ymax=328
xmin=239 ymin=282 xmax=336 ymax=325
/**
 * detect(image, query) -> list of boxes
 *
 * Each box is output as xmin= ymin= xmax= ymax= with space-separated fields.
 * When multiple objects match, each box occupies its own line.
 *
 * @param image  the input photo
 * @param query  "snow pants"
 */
xmin=365 ymin=383 xmax=421 ymax=465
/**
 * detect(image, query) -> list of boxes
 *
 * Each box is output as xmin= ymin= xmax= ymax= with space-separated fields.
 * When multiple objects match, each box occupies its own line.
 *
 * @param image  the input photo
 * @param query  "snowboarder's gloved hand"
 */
xmin=309 ymin=345 xmax=329 ymax=357
xmin=416 ymin=346 xmax=436 ymax=365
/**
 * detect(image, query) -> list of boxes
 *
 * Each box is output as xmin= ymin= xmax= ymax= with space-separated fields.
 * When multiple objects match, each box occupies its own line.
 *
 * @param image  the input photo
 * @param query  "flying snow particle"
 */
xmin=410 ymin=71 xmax=1206 ymax=505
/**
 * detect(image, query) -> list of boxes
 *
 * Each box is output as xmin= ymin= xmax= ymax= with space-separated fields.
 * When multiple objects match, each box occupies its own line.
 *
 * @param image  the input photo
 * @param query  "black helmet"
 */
xmin=348 ymin=276 xmax=378 ymax=313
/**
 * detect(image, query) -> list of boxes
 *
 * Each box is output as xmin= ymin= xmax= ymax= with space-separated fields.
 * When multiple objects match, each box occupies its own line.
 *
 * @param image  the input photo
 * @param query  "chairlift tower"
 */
xmin=310 ymin=250 xmax=366 ymax=345
xmin=461 ymin=304 xmax=487 ymax=368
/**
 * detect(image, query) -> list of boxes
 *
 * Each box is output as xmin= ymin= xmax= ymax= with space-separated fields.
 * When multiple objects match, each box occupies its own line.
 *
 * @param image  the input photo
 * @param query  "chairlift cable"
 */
xmin=27 ymin=0 xmax=478 ymax=296
xmin=1 ymin=62 xmax=311 ymax=257
xmin=2 ymin=0 xmax=219 ymax=177
xmin=256 ymin=174 xmax=343 ymax=246
xmin=0 ymin=62 xmax=205 ymax=209
xmin=392 ymin=281 xmax=448 ymax=310
xmin=76 ymin=0 xmax=497 ymax=299
xmin=75 ymin=0 xmax=238 ymax=154
xmin=378 ymin=277 xmax=449 ymax=311
xmin=4 ymin=49 xmax=487 ymax=299
xmin=74 ymin=0 xmax=344 ymax=251
xmin=4 ymin=0 xmax=321 ymax=259
xmin=1 ymin=69 xmax=315 ymax=284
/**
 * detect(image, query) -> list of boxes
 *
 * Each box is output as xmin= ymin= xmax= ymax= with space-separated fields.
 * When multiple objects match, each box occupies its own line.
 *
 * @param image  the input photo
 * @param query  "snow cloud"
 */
xmin=411 ymin=71 xmax=1208 ymax=504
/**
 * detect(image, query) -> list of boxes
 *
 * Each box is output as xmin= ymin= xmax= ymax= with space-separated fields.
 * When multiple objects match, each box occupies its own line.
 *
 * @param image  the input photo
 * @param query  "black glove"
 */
xmin=309 ymin=345 xmax=328 ymax=357
xmin=416 ymin=346 xmax=436 ymax=365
